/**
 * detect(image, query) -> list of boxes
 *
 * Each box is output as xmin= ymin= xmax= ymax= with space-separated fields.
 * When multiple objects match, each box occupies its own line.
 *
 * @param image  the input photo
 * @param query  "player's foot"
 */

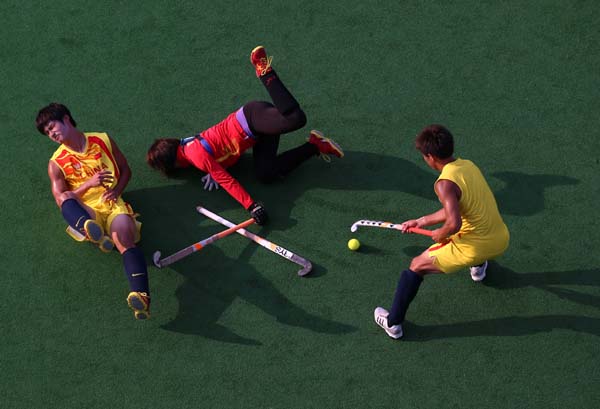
xmin=250 ymin=46 xmax=273 ymax=77
xmin=98 ymin=236 xmax=114 ymax=253
xmin=83 ymin=219 xmax=104 ymax=243
xmin=374 ymin=307 xmax=403 ymax=339
xmin=470 ymin=260 xmax=488 ymax=282
xmin=308 ymin=130 xmax=344 ymax=161
xmin=127 ymin=291 xmax=151 ymax=320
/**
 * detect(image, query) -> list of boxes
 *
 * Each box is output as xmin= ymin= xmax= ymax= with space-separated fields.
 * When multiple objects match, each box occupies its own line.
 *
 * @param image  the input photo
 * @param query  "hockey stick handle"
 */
xmin=196 ymin=206 xmax=313 ymax=276
xmin=155 ymin=218 xmax=255 ymax=268
xmin=406 ymin=226 xmax=433 ymax=237
xmin=350 ymin=219 xmax=433 ymax=237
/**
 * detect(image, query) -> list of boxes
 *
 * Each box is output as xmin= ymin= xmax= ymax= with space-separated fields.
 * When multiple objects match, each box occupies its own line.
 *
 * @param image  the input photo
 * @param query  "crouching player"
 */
xmin=36 ymin=103 xmax=151 ymax=320
xmin=374 ymin=125 xmax=509 ymax=339
xmin=146 ymin=46 xmax=343 ymax=225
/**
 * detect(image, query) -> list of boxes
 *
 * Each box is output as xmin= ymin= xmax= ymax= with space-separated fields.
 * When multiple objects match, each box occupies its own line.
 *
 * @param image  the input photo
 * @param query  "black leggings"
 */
xmin=243 ymin=71 xmax=318 ymax=183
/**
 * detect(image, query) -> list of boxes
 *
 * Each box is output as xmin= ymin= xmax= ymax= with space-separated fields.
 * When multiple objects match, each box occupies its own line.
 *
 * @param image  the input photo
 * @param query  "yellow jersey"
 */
xmin=50 ymin=132 xmax=119 ymax=209
xmin=430 ymin=158 xmax=509 ymax=270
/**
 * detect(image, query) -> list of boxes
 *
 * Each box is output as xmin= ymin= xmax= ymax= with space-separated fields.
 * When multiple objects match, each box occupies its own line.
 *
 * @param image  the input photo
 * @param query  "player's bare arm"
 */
xmin=401 ymin=208 xmax=448 ymax=233
xmin=48 ymin=160 xmax=71 ymax=206
xmin=48 ymin=161 xmax=114 ymax=204
xmin=102 ymin=136 xmax=131 ymax=202
xmin=431 ymin=179 xmax=462 ymax=242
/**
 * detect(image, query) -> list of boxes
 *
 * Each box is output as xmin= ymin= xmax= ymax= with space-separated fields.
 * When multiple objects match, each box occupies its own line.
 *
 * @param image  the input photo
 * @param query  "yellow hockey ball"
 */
xmin=348 ymin=238 xmax=360 ymax=251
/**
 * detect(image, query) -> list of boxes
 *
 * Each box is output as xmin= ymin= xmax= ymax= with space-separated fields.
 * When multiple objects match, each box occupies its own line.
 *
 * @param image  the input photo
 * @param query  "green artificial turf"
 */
xmin=1 ymin=1 xmax=599 ymax=408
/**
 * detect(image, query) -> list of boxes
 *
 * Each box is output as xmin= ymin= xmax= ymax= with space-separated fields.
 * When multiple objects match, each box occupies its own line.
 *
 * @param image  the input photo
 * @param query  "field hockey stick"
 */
xmin=350 ymin=219 xmax=433 ymax=237
xmin=196 ymin=206 xmax=313 ymax=276
xmin=153 ymin=218 xmax=255 ymax=268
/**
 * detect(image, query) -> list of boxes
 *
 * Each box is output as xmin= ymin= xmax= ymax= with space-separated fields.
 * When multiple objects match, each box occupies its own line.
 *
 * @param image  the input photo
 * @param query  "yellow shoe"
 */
xmin=127 ymin=291 xmax=151 ymax=320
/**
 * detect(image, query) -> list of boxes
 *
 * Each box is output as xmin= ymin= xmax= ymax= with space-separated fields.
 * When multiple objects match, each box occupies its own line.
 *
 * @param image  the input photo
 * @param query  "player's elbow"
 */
xmin=448 ymin=217 xmax=462 ymax=234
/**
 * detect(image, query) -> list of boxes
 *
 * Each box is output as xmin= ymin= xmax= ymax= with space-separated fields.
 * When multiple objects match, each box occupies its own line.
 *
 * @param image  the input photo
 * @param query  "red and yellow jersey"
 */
xmin=200 ymin=110 xmax=256 ymax=168
xmin=178 ymin=109 xmax=256 ymax=209
xmin=50 ymin=132 xmax=119 ymax=208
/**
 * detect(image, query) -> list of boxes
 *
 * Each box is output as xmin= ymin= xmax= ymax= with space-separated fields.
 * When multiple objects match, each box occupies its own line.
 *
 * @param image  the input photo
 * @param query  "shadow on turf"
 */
xmin=125 ymin=149 xmax=446 ymax=343
xmin=492 ymin=171 xmax=579 ymax=216
xmin=403 ymin=315 xmax=600 ymax=341
xmin=157 ymin=243 xmax=356 ymax=345
xmin=402 ymin=262 xmax=600 ymax=341
xmin=125 ymin=182 xmax=355 ymax=344
xmin=483 ymin=262 xmax=600 ymax=310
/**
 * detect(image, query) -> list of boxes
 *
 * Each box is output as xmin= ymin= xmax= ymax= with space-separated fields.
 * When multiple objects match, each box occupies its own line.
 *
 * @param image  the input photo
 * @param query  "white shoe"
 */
xmin=374 ymin=307 xmax=403 ymax=339
xmin=470 ymin=260 xmax=488 ymax=282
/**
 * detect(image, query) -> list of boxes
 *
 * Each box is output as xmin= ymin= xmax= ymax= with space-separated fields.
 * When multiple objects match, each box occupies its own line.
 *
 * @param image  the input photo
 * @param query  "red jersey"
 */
xmin=178 ymin=108 xmax=256 ymax=209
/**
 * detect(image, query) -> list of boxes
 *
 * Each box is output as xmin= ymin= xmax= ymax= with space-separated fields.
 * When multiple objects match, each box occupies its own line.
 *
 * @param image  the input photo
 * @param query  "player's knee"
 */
xmin=289 ymin=108 xmax=307 ymax=129
xmin=112 ymin=230 xmax=136 ymax=253
xmin=110 ymin=216 xmax=137 ymax=250
xmin=58 ymin=191 xmax=78 ymax=206
xmin=409 ymin=257 xmax=427 ymax=273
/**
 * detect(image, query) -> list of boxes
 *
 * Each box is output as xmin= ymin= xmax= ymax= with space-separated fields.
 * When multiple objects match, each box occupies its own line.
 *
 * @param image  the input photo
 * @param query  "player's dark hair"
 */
xmin=36 ymin=103 xmax=77 ymax=135
xmin=415 ymin=124 xmax=454 ymax=159
xmin=146 ymin=138 xmax=180 ymax=176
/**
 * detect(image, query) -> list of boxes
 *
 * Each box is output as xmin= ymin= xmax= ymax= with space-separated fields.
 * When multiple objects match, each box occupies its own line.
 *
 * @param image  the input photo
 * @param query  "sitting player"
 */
xmin=36 ymin=103 xmax=151 ymax=320
xmin=146 ymin=46 xmax=343 ymax=225
xmin=374 ymin=125 xmax=510 ymax=339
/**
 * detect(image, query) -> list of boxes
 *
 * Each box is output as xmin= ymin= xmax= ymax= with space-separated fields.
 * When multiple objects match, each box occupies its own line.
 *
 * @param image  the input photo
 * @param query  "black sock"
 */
xmin=260 ymin=70 xmax=301 ymax=115
xmin=388 ymin=269 xmax=423 ymax=326
xmin=61 ymin=198 xmax=91 ymax=234
xmin=274 ymin=143 xmax=319 ymax=176
xmin=123 ymin=247 xmax=149 ymax=294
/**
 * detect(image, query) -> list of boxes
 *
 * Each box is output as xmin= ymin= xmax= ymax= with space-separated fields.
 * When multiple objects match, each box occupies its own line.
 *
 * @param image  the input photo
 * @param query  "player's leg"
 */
xmin=246 ymin=104 xmax=318 ymax=182
xmin=109 ymin=212 xmax=150 ymax=320
xmin=387 ymin=252 xmax=442 ymax=325
xmin=374 ymin=250 xmax=443 ymax=339
xmin=58 ymin=191 xmax=104 ymax=243
xmin=249 ymin=46 xmax=306 ymax=135
xmin=247 ymin=46 xmax=343 ymax=181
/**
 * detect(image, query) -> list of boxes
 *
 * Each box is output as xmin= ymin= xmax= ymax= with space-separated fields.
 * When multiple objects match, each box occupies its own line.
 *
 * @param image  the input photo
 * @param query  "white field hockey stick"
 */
xmin=153 ymin=218 xmax=255 ymax=268
xmin=350 ymin=219 xmax=433 ymax=237
xmin=196 ymin=206 xmax=313 ymax=276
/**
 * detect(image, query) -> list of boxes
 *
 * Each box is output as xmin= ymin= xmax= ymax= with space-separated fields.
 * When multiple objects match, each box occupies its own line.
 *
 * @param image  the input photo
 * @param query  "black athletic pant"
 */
xmin=243 ymin=70 xmax=318 ymax=183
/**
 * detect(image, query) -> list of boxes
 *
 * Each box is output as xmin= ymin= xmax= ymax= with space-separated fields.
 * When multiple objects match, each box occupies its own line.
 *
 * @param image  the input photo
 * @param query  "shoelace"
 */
xmin=319 ymin=153 xmax=332 ymax=163
xmin=375 ymin=315 xmax=388 ymax=327
xmin=258 ymin=55 xmax=273 ymax=76
xmin=308 ymin=135 xmax=334 ymax=162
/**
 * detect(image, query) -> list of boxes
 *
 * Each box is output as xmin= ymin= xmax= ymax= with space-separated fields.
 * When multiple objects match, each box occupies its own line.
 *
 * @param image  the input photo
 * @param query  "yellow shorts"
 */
xmin=89 ymin=198 xmax=141 ymax=243
xmin=428 ymin=227 xmax=510 ymax=273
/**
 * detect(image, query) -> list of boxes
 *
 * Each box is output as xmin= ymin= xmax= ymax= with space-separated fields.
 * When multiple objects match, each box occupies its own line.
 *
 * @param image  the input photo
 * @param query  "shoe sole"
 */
xmin=128 ymin=295 xmax=147 ymax=311
xmin=127 ymin=293 xmax=150 ymax=319
xmin=84 ymin=220 xmax=104 ymax=243
xmin=134 ymin=311 xmax=150 ymax=320
xmin=98 ymin=237 xmax=114 ymax=253
xmin=310 ymin=130 xmax=344 ymax=158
